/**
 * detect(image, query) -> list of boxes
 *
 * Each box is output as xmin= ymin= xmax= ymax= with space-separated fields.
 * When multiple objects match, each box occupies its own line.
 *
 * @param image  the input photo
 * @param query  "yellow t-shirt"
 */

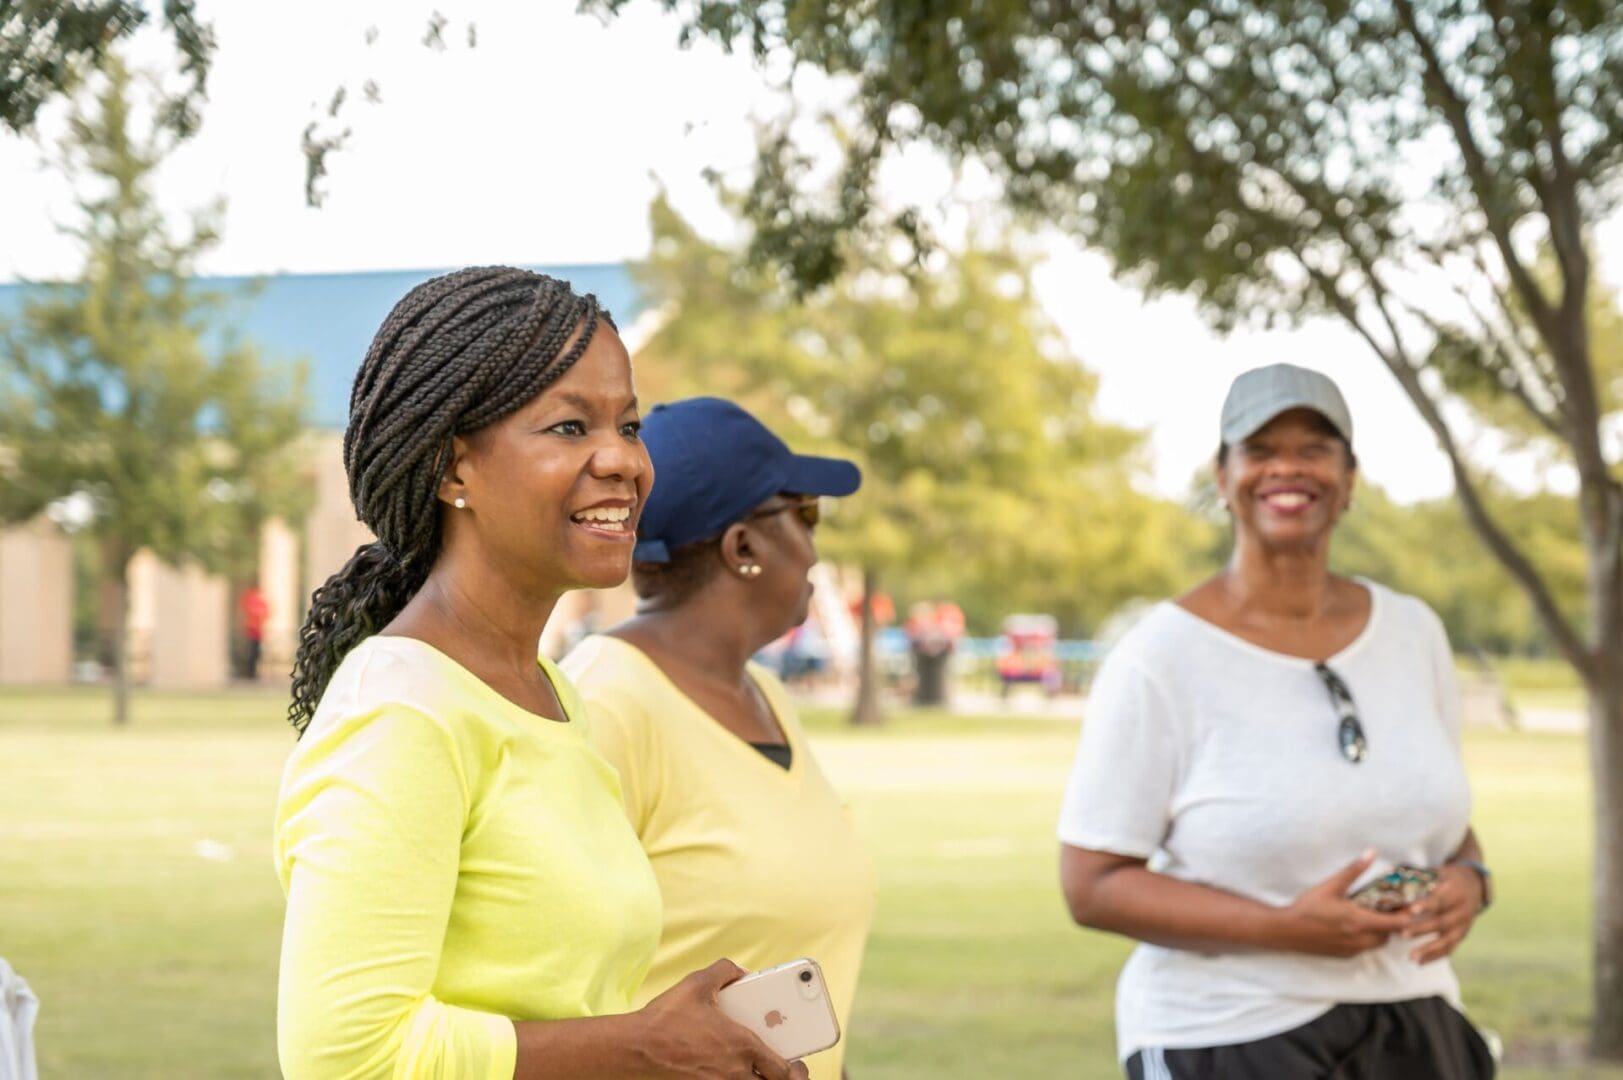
xmin=561 ymin=634 xmax=877 ymax=1080
xmin=275 ymin=636 xmax=662 ymax=1080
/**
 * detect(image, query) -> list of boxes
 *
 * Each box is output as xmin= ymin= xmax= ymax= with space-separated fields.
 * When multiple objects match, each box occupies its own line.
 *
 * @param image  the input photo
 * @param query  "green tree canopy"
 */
xmin=635 ymin=197 xmax=1212 ymax=684
xmin=0 ymin=55 xmax=307 ymax=724
xmin=1 ymin=1 xmax=211 ymax=137
xmin=600 ymin=3 xmax=1623 ymax=1049
xmin=1346 ymin=487 xmax=1585 ymax=656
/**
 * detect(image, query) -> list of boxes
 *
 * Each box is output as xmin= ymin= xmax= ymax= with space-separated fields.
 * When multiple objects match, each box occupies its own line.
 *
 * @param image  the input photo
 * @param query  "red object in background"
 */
xmin=239 ymin=585 xmax=270 ymax=681
xmin=997 ymin=613 xmax=1059 ymax=689
xmin=853 ymin=591 xmax=895 ymax=626
xmin=904 ymin=601 xmax=966 ymax=644
xmin=240 ymin=586 xmax=269 ymax=642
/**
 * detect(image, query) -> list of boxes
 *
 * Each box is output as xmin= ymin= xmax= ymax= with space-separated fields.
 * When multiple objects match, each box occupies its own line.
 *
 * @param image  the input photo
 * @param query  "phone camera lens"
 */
xmin=799 ymin=970 xmax=813 ymax=984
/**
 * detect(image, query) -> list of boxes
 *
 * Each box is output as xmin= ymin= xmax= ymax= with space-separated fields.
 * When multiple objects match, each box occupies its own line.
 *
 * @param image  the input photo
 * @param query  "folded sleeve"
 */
xmin=276 ymin=705 xmax=517 ymax=1080
xmin=1056 ymin=653 xmax=1181 ymax=859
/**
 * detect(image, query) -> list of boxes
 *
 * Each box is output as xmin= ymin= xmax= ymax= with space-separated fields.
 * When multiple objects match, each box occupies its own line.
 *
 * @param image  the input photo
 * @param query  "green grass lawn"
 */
xmin=1489 ymin=655 xmax=1589 ymax=715
xmin=1 ymin=685 xmax=1618 ymax=1077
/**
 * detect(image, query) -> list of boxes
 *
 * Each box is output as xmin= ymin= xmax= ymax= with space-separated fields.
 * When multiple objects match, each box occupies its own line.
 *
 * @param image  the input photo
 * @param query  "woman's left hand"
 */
xmin=1402 ymin=863 xmax=1487 ymax=964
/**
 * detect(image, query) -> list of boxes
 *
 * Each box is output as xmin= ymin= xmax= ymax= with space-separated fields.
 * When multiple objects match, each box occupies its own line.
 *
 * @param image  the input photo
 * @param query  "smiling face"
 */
xmin=438 ymin=321 xmax=653 ymax=593
xmin=1217 ymin=408 xmax=1355 ymax=552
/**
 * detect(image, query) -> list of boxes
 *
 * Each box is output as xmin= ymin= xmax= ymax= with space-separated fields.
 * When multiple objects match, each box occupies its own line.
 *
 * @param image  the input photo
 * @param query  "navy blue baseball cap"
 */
xmin=634 ymin=397 xmax=862 ymax=562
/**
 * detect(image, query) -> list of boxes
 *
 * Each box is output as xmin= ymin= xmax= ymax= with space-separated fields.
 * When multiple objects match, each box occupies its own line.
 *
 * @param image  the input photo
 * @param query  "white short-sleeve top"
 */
xmin=1057 ymin=582 xmax=1473 ymax=1061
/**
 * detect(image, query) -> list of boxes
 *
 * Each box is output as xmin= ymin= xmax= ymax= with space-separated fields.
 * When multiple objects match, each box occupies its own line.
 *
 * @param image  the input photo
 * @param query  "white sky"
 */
xmin=3 ymin=1 xmax=1616 ymax=504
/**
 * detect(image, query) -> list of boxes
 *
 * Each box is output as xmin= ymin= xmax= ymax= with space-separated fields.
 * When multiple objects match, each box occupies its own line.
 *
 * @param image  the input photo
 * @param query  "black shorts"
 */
xmin=1124 ymin=997 xmax=1495 ymax=1080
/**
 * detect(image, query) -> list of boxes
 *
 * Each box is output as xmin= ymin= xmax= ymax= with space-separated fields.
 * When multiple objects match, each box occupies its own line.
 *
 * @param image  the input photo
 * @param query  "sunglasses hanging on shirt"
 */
xmin=1314 ymin=661 xmax=1368 ymax=763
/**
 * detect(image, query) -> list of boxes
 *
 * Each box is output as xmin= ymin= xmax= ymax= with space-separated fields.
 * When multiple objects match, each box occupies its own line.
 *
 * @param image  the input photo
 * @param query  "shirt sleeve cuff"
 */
xmin=1056 ymin=826 xmax=1158 ymax=860
xmin=482 ymin=1014 xmax=517 ymax=1080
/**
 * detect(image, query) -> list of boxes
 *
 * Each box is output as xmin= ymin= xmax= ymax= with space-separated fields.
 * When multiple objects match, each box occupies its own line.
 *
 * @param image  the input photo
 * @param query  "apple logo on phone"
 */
xmin=765 ymin=1010 xmax=786 ymax=1028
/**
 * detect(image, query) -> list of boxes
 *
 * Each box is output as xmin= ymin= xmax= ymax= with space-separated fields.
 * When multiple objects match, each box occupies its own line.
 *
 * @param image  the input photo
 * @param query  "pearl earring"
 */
xmin=739 ymin=564 xmax=762 ymax=578
xmin=453 ymin=497 xmax=467 ymax=509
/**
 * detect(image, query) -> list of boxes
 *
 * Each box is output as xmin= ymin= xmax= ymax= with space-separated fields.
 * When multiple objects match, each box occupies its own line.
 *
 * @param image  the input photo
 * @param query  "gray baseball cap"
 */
xmin=1220 ymin=363 xmax=1353 ymax=447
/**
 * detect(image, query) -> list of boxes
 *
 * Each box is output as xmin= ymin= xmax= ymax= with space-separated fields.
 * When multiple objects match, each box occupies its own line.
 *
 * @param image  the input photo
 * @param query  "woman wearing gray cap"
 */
xmin=1057 ymin=364 xmax=1495 ymax=1078
xmin=561 ymin=397 xmax=875 ymax=1080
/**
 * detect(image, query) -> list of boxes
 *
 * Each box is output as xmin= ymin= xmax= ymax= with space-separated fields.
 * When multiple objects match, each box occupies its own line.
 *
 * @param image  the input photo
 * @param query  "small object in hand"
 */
xmin=1348 ymin=865 xmax=1440 ymax=912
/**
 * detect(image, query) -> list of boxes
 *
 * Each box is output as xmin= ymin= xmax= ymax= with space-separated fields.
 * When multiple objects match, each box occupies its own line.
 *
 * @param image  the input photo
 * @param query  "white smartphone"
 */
xmin=716 ymin=958 xmax=841 ymax=1061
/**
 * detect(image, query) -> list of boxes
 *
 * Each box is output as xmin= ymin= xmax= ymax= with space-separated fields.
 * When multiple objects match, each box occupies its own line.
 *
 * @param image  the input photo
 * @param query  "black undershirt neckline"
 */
xmin=748 ymin=742 xmax=793 ymax=770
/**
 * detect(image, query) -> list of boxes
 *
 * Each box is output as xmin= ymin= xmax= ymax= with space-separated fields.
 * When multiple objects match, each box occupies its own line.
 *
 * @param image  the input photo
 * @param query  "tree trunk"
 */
xmin=227 ymin=579 xmax=247 ymax=680
xmin=849 ymin=567 xmax=884 ymax=727
xmin=1573 ymin=379 xmax=1623 ymax=1058
xmin=1588 ymin=648 xmax=1623 ymax=1058
xmin=108 ymin=543 xmax=132 ymax=727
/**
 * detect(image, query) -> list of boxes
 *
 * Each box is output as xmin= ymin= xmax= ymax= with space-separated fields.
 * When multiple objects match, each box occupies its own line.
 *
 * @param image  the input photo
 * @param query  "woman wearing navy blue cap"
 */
xmin=562 ymin=397 xmax=876 ymax=1080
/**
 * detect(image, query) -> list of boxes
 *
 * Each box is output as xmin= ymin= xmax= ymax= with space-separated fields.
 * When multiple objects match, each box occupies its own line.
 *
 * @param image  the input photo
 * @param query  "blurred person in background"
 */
xmin=905 ymin=600 xmax=963 ymax=706
xmin=777 ymin=619 xmax=831 ymax=689
xmin=1058 ymin=364 xmax=1495 ymax=1079
xmin=563 ymin=397 xmax=876 ymax=1080
xmin=275 ymin=271 xmax=806 ymax=1080
xmin=239 ymin=584 xmax=269 ymax=680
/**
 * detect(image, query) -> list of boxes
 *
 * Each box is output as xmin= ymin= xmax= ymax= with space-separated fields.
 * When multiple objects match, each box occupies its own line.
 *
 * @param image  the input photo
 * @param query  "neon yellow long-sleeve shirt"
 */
xmin=562 ymin=635 xmax=876 ymax=1080
xmin=275 ymin=636 xmax=661 ymax=1080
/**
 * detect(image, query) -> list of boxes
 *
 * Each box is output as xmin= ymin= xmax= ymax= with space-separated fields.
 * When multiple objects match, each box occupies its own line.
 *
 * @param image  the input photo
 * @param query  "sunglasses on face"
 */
xmin=1314 ymin=661 xmax=1368 ymax=764
xmin=747 ymin=495 xmax=820 ymax=530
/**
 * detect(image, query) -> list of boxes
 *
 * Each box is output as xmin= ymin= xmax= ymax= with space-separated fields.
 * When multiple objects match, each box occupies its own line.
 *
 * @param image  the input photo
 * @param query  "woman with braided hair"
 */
xmin=274 ymin=267 xmax=809 ymax=1080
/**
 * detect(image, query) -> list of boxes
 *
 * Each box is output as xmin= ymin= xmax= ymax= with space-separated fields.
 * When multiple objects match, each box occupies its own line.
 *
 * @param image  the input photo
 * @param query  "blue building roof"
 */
xmin=0 ymin=263 xmax=642 ymax=429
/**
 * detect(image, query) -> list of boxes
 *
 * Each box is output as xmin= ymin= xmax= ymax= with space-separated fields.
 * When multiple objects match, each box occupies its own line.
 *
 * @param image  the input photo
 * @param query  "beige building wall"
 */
xmin=110 ymin=433 xmax=368 ymax=690
xmin=10 ymin=426 xmax=656 ymax=685
xmin=121 ymin=432 xmax=360 ymax=687
xmin=0 ymin=517 xmax=73 ymax=684
xmin=304 ymin=431 xmax=374 ymax=603
xmin=127 ymin=550 xmax=231 ymax=688
xmin=125 ymin=549 xmax=156 ymax=682
xmin=259 ymin=518 xmax=301 ymax=679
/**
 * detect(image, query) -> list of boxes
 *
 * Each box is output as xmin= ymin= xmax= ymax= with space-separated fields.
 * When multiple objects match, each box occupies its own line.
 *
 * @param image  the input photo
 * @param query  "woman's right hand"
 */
xmin=631 ymin=959 xmax=809 ymax=1080
xmin=1273 ymin=850 xmax=1415 ymax=957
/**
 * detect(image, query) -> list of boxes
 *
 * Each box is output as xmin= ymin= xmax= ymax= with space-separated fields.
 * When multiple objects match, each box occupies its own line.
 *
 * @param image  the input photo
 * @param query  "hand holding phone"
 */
xmin=1348 ymin=864 xmax=1440 ymax=912
xmin=632 ymin=959 xmax=808 ymax=1079
xmin=1275 ymin=850 xmax=1420 ymax=958
xmin=716 ymin=958 xmax=841 ymax=1062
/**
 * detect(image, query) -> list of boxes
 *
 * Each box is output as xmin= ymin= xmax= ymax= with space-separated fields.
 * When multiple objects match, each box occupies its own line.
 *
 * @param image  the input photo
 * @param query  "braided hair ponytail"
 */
xmin=287 ymin=266 xmax=616 ymax=734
